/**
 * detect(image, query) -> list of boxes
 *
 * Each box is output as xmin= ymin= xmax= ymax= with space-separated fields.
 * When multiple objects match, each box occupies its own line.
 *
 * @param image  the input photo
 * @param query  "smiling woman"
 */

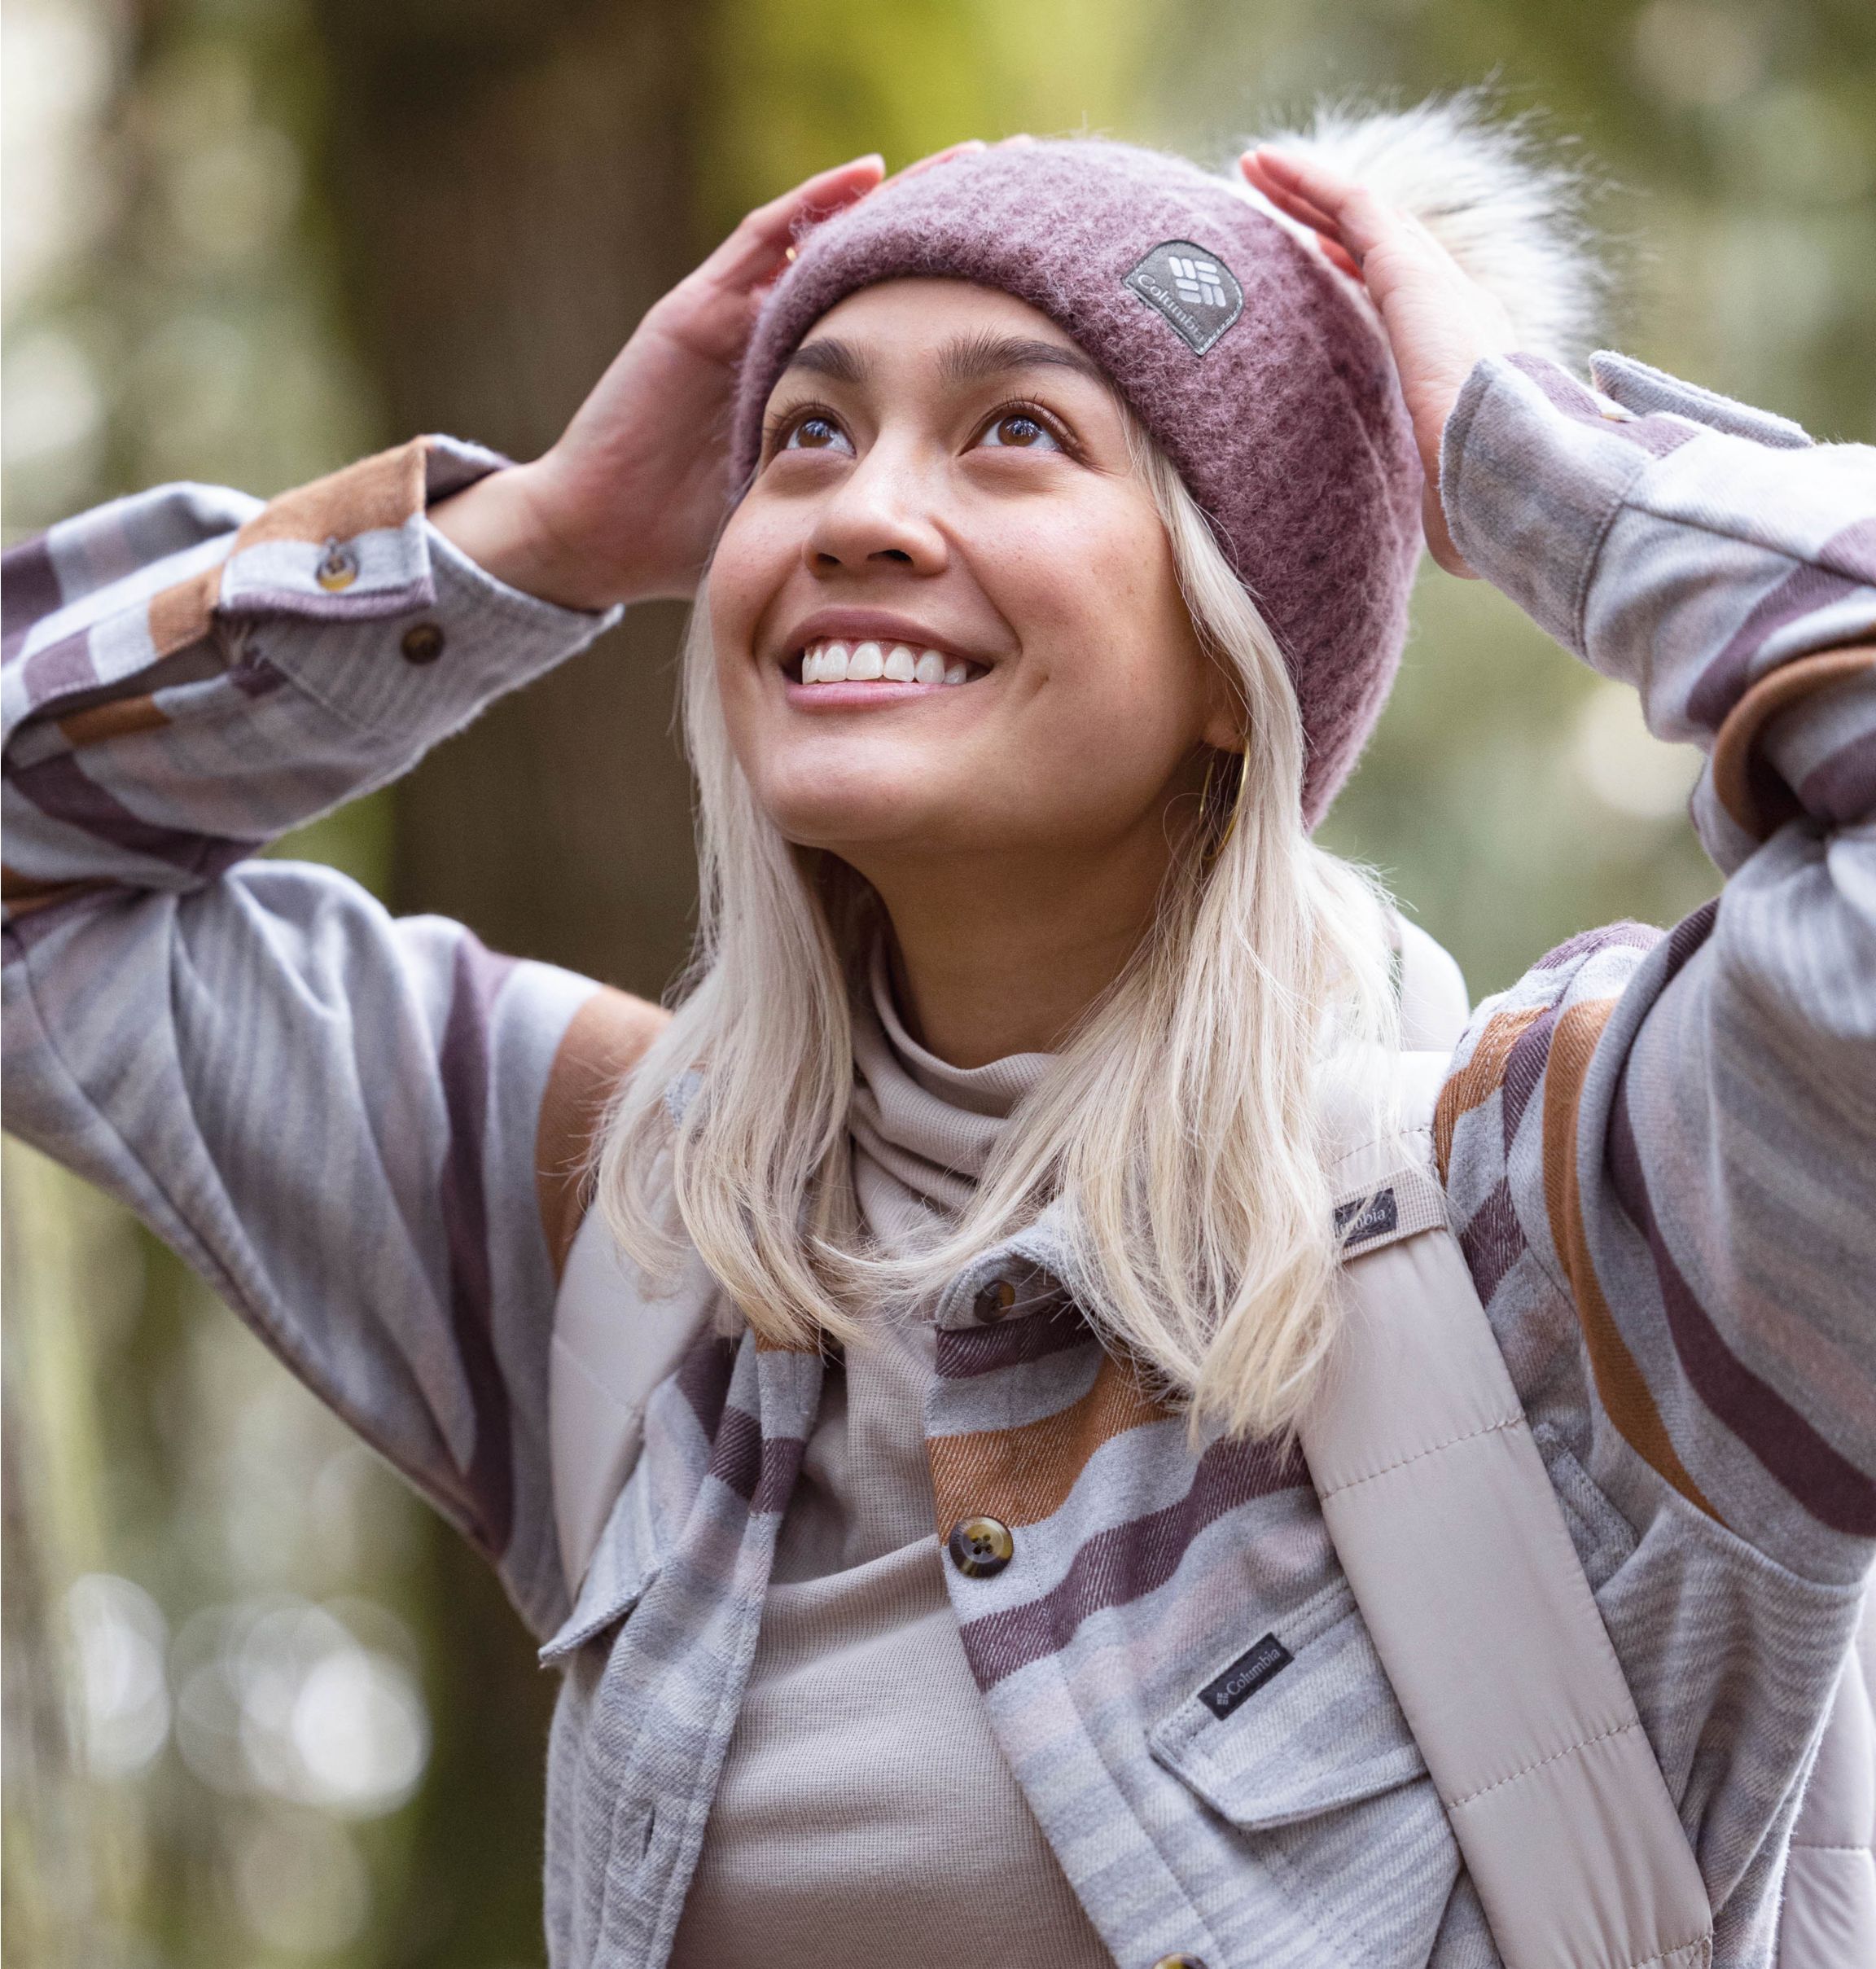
xmin=4 ymin=99 xmax=1874 ymax=1969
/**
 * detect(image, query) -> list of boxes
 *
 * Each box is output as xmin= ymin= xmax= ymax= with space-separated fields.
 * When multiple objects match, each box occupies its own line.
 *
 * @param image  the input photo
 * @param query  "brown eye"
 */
xmin=786 ymin=414 xmax=848 ymax=453
xmin=980 ymin=410 xmax=1060 ymax=451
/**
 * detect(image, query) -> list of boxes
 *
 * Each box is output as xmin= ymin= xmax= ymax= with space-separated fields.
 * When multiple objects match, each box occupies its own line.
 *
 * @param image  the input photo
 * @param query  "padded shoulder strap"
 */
xmin=550 ymin=1203 xmax=717 ymax=1596
xmin=1302 ymin=1052 xmax=1714 ymax=1969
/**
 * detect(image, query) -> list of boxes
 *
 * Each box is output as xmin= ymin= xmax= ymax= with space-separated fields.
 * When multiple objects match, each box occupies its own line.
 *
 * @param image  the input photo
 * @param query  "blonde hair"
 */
xmin=596 ymin=427 xmax=1400 ymax=1441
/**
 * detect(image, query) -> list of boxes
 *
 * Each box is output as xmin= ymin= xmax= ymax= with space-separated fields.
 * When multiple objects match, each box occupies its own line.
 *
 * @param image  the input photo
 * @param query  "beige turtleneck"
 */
xmin=668 ymin=958 xmax=1113 ymax=1967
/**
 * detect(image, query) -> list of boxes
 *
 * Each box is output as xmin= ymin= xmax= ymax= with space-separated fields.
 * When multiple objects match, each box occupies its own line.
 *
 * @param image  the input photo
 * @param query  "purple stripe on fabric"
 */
xmin=1458 ymin=1177 xmax=1527 ymax=1309
xmin=936 ymin=1297 xmax=1093 ymax=1379
xmin=228 ymin=655 xmax=290 ymax=698
xmin=1689 ymin=562 xmax=1869 ymax=733
xmin=1817 ymin=516 xmax=1876 ymax=588
xmin=1796 ymin=731 xmax=1876 ymax=827
xmin=20 ymin=629 xmax=98 ymax=708
xmin=676 ymin=1330 xmax=740 ymax=1437
xmin=2 ymin=534 xmax=61 ymax=664
xmin=1506 ymin=353 xmax=1695 ymax=458
xmin=1532 ymin=921 xmax=1661 ymax=974
xmin=7 ymin=751 xmax=262 ymax=876
xmin=1500 ymin=1002 xmax=1558 ymax=1159
xmin=958 ymin=1433 xmax=1308 ymax=1689
xmin=1658 ymin=898 xmax=1719 ymax=989
xmin=436 ymin=933 xmax=520 ymax=1559
xmin=706 ymin=1404 xmax=807 ymax=1512
xmin=217 ymin=578 xmax=435 ymax=623
xmin=1606 ymin=1072 xmax=1876 ymax=1537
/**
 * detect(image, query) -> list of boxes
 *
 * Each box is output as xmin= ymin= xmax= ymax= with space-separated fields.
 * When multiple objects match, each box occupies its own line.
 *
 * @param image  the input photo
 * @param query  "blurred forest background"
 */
xmin=2 ymin=0 xmax=1873 ymax=1962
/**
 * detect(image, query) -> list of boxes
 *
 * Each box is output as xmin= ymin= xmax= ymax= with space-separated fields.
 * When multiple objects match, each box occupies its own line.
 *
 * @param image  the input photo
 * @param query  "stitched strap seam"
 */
xmin=1315 ymin=1413 xmax=1524 ymax=1502
xmin=1444 ymin=1714 xmax=1642 ymax=1809
xmin=1623 ymin=1935 xmax=1712 ymax=1969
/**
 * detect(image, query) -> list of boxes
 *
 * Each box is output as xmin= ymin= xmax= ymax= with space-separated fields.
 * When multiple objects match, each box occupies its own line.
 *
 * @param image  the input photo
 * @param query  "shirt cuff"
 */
xmin=1438 ymin=353 xmax=1686 ymax=656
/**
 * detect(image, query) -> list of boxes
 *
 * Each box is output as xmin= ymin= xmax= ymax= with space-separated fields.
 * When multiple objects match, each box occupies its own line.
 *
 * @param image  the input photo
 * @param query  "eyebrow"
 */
xmin=778 ymin=331 xmax=1105 ymax=392
xmin=938 ymin=332 xmax=1105 ymax=388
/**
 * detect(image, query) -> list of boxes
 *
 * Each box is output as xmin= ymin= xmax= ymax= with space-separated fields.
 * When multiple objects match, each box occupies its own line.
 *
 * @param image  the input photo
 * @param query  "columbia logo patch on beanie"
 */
xmin=1124 ymin=239 xmax=1244 ymax=354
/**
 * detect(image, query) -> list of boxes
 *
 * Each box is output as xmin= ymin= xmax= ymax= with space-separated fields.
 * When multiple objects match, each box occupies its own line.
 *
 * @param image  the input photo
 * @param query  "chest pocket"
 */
xmin=1149 ymin=1580 xmax=1458 ymax=1967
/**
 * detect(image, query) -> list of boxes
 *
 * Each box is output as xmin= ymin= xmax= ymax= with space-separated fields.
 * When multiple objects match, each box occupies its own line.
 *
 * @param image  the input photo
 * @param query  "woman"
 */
xmin=4 ymin=103 xmax=1872 ymax=1968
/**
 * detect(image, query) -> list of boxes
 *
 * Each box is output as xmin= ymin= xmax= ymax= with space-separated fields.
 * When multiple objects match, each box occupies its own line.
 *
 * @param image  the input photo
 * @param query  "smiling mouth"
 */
xmin=786 ymin=638 xmax=988 ymax=687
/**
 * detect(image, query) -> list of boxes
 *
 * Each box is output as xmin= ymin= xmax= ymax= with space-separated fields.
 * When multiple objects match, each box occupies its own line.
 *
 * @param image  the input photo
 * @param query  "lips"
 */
xmin=789 ymin=637 xmax=984 ymax=687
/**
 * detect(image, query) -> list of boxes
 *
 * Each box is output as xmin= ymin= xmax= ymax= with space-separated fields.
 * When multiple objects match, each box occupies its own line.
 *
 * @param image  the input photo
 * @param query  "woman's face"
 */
xmin=710 ymin=279 xmax=1237 ymax=878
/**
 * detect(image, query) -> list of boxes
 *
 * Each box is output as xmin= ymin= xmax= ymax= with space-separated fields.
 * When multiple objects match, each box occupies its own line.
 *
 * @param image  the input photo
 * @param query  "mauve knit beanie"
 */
xmin=730 ymin=102 xmax=1598 ymax=828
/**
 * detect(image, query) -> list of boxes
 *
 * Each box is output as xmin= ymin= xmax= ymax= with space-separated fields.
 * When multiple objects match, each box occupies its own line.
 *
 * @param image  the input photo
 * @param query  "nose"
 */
xmin=802 ymin=439 xmax=949 ymax=579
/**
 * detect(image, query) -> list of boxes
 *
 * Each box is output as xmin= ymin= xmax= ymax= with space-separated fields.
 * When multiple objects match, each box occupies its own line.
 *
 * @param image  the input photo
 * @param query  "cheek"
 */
xmin=981 ymin=502 xmax=1212 ymax=767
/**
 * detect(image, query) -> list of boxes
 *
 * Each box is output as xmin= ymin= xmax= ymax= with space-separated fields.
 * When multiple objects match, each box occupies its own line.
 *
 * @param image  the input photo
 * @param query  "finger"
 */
xmin=1238 ymin=154 xmax=1348 ymax=248
xmin=896 ymin=138 xmax=985 ymax=182
xmin=1239 ymin=156 xmax=1364 ymax=283
xmin=708 ymin=154 xmax=886 ymax=289
xmin=1246 ymin=145 xmax=1400 ymax=266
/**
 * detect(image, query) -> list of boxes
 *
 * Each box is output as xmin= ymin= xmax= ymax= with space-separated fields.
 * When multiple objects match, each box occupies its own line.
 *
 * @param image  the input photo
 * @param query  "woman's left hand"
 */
xmin=1239 ymin=146 xmax=1517 ymax=577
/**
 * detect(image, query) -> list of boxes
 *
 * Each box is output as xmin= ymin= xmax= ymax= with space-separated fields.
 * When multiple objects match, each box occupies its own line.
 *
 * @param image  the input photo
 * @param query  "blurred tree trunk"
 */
xmin=308 ymin=2 xmax=705 ymax=1957
xmin=313 ymin=0 xmax=705 ymax=997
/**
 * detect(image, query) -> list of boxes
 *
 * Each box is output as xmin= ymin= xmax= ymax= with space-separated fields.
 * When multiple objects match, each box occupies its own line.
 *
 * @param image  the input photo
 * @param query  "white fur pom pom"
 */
xmin=1239 ymin=91 xmax=1606 ymax=363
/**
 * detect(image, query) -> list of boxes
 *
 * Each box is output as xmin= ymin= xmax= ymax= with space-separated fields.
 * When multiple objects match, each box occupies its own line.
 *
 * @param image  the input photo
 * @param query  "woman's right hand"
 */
xmin=432 ymin=155 xmax=888 ymax=612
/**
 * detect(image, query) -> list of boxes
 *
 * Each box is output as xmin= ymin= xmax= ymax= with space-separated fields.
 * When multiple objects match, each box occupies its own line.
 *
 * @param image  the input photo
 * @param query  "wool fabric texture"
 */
xmin=730 ymin=138 xmax=1425 ymax=826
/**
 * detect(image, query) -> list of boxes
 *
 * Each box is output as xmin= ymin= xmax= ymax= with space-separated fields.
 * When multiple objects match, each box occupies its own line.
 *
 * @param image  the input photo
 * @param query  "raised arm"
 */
xmin=1434 ymin=349 xmax=1875 ymax=1578
xmin=1 ymin=442 xmax=657 ymax=1633
xmin=2 ymin=154 xmax=889 ymax=1634
xmin=1247 ymin=142 xmax=1876 ymax=1577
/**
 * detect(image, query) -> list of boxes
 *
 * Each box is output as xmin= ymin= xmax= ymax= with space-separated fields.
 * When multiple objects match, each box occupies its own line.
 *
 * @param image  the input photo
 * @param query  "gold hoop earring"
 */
xmin=1201 ymin=741 xmax=1251 ymax=866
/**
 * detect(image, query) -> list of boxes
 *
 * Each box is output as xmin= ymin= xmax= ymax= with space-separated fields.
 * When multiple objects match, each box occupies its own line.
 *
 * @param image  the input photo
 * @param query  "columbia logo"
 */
xmin=1122 ymin=239 xmax=1245 ymax=356
xmin=1167 ymin=254 xmax=1229 ymax=310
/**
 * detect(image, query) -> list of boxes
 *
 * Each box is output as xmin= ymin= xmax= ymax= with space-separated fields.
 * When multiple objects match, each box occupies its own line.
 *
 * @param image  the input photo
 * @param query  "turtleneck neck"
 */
xmin=847 ymin=941 xmax=1051 ymax=1240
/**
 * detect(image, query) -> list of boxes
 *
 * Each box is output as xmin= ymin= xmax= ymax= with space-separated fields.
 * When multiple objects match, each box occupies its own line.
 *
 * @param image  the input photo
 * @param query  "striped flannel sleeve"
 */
xmin=2 ymin=444 xmax=663 ymax=1636
xmin=1433 ymin=350 xmax=1876 ymax=1584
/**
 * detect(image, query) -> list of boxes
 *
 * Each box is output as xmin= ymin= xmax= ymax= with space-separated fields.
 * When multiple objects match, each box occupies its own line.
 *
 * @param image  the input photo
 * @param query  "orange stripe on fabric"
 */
xmin=1433 ymin=1002 xmax=1552 ymax=1182
xmin=236 ymin=438 xmax=429 ymax=550
xmin=1543 ymin=995 xmax=1719 ymax=1520
xmin=927 ymin=1351 xmax=1172 ymax=1536
xmin=1 ymin=869 xmax=104 ymax=910
xmin=58 ymin=694 xmax=171 ymax=748
xmin=147 ymin=562 xmax=223 ymax=660
xmin=534 ymin=986 xmax=670 ymax=1279
xmin=1711 ymin=643 xmax=1874 ymax=840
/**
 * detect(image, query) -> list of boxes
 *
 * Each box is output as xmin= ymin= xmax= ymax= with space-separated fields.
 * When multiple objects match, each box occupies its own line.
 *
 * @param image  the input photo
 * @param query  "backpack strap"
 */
xmin=1303 ymin=1049 xmax=1714 ymax=1969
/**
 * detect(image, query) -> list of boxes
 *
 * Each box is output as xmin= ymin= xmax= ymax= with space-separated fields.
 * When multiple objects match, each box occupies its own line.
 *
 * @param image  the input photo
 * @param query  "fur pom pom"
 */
xmin=1239 ymin=91 xmax=1607 ymax=363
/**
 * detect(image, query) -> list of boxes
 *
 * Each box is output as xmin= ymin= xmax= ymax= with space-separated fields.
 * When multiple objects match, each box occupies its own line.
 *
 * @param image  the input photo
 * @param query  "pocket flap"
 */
xmin=1151 ymin=1585 xmax=1427 ymax=1829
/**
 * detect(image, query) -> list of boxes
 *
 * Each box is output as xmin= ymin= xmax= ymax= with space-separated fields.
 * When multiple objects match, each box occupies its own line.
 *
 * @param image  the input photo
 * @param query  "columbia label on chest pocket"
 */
xmin=1199 ymin=1634 xmax=1295 ymax=1719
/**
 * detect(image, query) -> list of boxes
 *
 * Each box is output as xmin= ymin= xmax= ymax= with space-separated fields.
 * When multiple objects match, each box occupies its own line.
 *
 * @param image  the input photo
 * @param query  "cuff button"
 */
xmin=401 ymin=622 xmax=446 ymax=665
xmin=316 ymin=542 xmax=359 ymax=590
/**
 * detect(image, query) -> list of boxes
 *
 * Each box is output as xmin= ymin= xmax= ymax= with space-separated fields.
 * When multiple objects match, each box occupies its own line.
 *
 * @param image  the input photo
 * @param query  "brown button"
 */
xmin=947 ymin=1515 xmax=1014 ymax=1578
xmin=973 ymin=1278 xmax=1016 ymax=1322
xmin=400 ymin=622 xmax=446 ymax=665
xmin=315 ymin=542 xmax=359 ymax=591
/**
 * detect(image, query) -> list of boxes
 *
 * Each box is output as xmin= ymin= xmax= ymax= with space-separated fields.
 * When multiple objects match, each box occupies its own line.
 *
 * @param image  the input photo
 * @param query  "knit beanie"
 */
xmin=731 ymin=100 xmax=1597 ymax=827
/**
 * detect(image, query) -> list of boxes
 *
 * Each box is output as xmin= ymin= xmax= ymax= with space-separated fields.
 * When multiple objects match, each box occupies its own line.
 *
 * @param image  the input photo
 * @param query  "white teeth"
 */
xmin=799 ymin=638 xmax=974 ymax=685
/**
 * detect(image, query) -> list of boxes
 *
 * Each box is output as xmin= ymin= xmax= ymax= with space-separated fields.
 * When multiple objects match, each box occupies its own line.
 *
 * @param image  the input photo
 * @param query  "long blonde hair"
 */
xmin=596 ymin=425 xmax=1400 ymax=1441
